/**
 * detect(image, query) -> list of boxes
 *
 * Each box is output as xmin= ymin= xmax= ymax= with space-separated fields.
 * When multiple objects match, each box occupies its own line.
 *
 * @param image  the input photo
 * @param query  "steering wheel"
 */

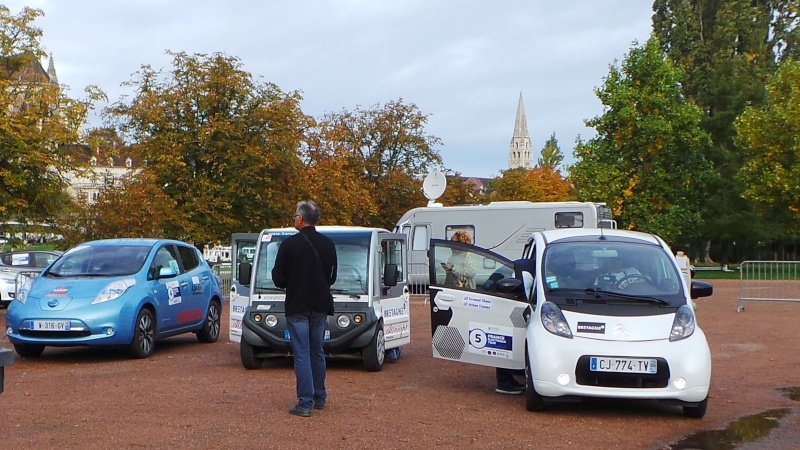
xmin=615 ymin=274 xmax=652 ymax=289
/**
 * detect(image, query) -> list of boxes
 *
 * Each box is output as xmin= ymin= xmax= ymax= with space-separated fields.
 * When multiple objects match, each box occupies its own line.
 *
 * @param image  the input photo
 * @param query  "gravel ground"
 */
xmin=0 ymin=279 xmax=798 ymax=449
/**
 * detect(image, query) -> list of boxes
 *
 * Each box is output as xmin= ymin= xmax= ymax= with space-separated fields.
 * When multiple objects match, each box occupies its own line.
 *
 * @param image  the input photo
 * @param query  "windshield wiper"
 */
xmin=254 ymin=286 xmax=283 ymax=293
xmin=583 ymin=288 xmax=669 ymax=305
xmin=330 ymin=288 xmax=363 ymax=300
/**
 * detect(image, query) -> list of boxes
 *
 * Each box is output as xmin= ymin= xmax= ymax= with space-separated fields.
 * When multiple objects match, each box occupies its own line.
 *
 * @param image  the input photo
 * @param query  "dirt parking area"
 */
xmin=0 ymin=279 xmax=798 ymax=449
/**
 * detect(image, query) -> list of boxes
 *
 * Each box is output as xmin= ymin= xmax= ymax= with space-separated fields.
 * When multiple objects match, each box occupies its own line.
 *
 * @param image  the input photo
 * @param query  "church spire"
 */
xmin=508 ymin=92 xmax=533 ymax=169
xmin=46 ymin=53 xmax=58 ymax=85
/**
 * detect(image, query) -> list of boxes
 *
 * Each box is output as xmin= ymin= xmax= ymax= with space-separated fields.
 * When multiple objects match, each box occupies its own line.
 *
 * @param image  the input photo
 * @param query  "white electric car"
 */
xmin=428 ymin=228 xmax=713 ymax=418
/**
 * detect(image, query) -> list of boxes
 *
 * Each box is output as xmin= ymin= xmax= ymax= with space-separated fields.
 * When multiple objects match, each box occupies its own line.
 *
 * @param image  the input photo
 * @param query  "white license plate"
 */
xmin=590 ymin=356 xmax=657 ymax=374
xmin=28 ymin=320 xmax=71 ymax=331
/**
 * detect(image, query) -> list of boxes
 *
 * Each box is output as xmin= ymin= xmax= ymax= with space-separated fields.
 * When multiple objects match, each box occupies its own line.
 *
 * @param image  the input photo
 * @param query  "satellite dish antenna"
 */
xmin=422 ymin=170 xmax=446 ymax=206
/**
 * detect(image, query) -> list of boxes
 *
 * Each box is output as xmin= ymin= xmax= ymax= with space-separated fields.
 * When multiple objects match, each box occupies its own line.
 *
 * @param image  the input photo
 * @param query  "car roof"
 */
xmin=538 ymin=228 xmax=662 ymax=245
xmin=73 ymin=238 xmax=192 ymax=248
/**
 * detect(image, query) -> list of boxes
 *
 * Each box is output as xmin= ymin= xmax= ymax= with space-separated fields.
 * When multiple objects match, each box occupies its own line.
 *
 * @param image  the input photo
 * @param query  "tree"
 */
xmin=57 ymin=171 xmax=178 ymax=246
xmin=490 ymin=167 xmax=573 ymax=202
xmin=0 ymin=6 xmax=101 ymax=228
xmin=653 ymin=0 xmax=800 ymax=260
xmin=308 ymin=99 xmax=443 ymax=228
xmin=538 ymin=132 xmax=564 ymax=170
xmin=106 ymin=51 xmax=309 ymax=244
xmin=735 ymin=59 xmax=800 ymax=233
xmin=570 ymin=37 xmax=716 ymax=244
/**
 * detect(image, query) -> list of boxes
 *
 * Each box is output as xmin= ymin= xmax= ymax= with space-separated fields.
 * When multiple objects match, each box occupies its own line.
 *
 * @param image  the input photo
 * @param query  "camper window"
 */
xmin=412 ymin=225 xmax=428 ymax=251
xmin=555 ymin=212 xmax=584 ymax=228
xmin=444 ymin=225 xmax=475 ymax=243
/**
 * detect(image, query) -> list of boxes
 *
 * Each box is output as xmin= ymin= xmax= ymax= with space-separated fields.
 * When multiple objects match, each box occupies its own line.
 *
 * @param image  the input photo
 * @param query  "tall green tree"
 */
xmin=106 ymin=51 xmax=309 ymax=244
xmin=308 ymin=99 xmax=444 ymax=228
xmin=653 ymin=0 xmax=800 ymax=260
xmin=538 ymin=132 xmax=564 ymax=170
xmin=0 ymin=6 xmax=101 ymax=228
xmin=570 ymin=37 xmax=716 ymax=244
xmin=735 ymin=59 xmax=800 ymax=233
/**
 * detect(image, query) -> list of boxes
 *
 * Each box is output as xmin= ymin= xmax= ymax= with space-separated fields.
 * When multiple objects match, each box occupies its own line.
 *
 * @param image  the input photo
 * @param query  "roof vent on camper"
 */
xmin=422 ymin=171 xmax=446 ymax=207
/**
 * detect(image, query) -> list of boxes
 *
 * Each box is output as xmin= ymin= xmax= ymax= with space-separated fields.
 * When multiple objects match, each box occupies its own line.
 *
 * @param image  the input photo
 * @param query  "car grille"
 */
xmin=19 ymin=330 xmax=92 ymax=339
xmin=575 ymin=355 xmax=670 ymax=388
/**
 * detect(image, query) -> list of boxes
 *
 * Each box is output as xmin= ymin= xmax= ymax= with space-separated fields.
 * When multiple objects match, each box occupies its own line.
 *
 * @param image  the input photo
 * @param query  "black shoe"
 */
xmin=495 ymin=381 xmax=525 ymax=395
xmin=289 ymin=405 xmax=312 ymax=417
xmin=313 ymin=399 xmax=326 ymax=410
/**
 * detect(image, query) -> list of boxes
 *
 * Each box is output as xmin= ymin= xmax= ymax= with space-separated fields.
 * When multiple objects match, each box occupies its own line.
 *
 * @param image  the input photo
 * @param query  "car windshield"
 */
xmin=46 ymin=245 xmax=151 ymax=277
xmin=542 ymin=240 xmax=685 ymax=307
xmin=253 ymin=231 xmax=370 ymax=295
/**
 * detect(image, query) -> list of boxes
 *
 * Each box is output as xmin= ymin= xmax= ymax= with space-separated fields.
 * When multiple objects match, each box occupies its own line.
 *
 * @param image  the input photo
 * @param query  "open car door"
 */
xmin=377 ymin=233 xmax=411 ymax=350
xmin=229 ymin=233 xmax=259 ymax=342
xmin=428 ymin=239 xmax=530 ymax=370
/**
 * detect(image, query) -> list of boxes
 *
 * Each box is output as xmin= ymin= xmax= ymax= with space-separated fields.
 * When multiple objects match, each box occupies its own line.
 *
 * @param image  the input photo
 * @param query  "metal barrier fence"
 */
xmin=738 ymin=261 xmax=800 ymax=312
xmin=212 ymin=263 xmax=232 ymax=301
xmin=407 ymin=262 xmax=429 ymax=295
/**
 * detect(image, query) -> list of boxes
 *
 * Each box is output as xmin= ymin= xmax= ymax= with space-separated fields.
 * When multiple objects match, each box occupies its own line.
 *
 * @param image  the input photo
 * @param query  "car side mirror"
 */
xmin=238 ymin=262 xmax=252 ymax=286
xmin=496 ymin=277 xmax=523 ymax=294
xmin=690 ymin=280 xmax=713 ymax=299
xmin=157 ymin=266 xmax=178 ymax=279
xmin=383 ymin=263 xmax=398 ymax=287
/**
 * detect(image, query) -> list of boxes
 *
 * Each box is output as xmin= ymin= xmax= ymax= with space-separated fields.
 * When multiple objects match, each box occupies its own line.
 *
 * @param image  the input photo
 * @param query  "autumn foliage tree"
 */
xmin=105 ymin=51 xmax=309 ymax=244
xmin=307 ymin=99 xmax=443 ymax=229
xmin=490 ymin=167 xmax=573 ymax=202
xmin=0 ymin=6 xmax=101 ymax=230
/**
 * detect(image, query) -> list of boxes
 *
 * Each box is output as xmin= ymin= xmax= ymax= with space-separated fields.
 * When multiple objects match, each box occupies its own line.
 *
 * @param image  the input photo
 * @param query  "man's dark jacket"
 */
xmin=272 ymin=226 xmax=337 ymax=316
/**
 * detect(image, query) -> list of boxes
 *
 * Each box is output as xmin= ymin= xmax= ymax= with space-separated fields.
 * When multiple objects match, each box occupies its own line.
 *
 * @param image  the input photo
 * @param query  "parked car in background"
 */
xmin=0 ymin=250 xmax=62 ymax=308
xmin=5 ymin=238 xmax=222 ymax=358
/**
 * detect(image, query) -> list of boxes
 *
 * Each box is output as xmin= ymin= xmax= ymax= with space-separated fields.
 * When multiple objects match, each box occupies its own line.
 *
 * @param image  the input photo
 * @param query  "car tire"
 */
xmin=240 ymin=339 xmax=263 ymax=370
xmin=525 ymin=362 xmax=546 ymax=412
xmin=14 ymin=343 xmax=45 ymax=357
xmin=196 ymin=299 xmax=221 ymax=343
xmin=128 ymin=308 xmax=156 ymax=359
xmin=363 ymin=325 xmax=385 ymax=372
xmin=683 ymin=397 xmax=708 ymax=418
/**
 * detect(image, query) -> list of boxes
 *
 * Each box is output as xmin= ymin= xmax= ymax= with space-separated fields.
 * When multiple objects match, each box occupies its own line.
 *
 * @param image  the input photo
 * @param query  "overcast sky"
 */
xmin=8 ymin=0 xmax=653 ymax=178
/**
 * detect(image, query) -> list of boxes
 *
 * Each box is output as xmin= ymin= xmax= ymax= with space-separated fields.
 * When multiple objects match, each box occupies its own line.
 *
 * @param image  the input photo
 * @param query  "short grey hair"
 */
xmin=296 ymin=201 xmax=321 ymax=225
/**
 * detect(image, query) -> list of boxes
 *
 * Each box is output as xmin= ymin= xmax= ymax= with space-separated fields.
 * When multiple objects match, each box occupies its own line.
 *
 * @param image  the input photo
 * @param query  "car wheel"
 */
xmin=14 ymin=343 xmax=45 ymax=357
xmin=683 ymin=397 xmax=708 ymax=418
xmin=196 ymin=299 xmax=221 ymax=343
xmin=240 ymin=339 xmax=263 ymax=370
xmin=525 ymin=362 xmax=546 ymax=412
xmin=128 ymin=309 xmax=156 ymax=359
xmin=363 ymin=325 xmax=385 ymax=372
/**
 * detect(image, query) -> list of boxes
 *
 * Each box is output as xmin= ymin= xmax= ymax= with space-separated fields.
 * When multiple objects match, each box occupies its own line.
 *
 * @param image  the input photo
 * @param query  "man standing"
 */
xmin=272 ymin=201 xmax=337 ymax=417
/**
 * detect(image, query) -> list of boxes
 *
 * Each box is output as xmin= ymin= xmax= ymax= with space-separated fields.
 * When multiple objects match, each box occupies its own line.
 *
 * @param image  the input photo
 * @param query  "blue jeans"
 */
xmin=286 ymin=311 xmax=328 ymax=410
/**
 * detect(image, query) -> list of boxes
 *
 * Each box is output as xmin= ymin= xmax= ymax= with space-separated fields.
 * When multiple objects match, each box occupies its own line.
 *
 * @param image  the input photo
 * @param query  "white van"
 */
xmin=394 ymin=201 xmax=615 ymax=290
xmin=230 ymin=227 xmax=409 ymax=372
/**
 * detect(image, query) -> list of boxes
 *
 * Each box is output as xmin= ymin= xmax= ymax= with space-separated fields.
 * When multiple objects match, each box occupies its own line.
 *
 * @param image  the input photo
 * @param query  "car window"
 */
xmin=1 ymin=253 xmax=31 ymax=267
xmin=149 ymin=246 xmax=180 ymax=279
xmin=177 ymin=245 xmax=200 ymax=272
xmin=33 ymin=252 xmax=58 ymax=268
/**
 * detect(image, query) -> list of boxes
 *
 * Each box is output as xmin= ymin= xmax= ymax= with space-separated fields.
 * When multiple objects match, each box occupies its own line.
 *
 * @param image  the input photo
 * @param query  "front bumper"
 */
xmin=529 ymin=329 xmax=711 ymax=403
xmin=241 ymin=303 xmax=379 ymax=355
xmin=5 ymin=300 xmax=136 ymax=347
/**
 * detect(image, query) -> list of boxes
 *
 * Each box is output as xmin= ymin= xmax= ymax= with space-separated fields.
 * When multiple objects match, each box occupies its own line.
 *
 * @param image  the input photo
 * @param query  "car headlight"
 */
xmin=540 ymin=301 xmax=573 ymax=338
xmin=15 ymin=277 xmax=32 ymax=305
xmin=669 ymin=304 xmax=696 ymax=341
xmin=92 ymin=278 xmax=136 ymax=304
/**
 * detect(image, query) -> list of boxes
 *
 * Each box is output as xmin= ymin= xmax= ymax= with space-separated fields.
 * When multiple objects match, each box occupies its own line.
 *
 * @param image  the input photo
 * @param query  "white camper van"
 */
xmin=394 ymin=201 xmax=615 ymax=290
xmin=230 ymin=226 xmax=409 ymax=372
